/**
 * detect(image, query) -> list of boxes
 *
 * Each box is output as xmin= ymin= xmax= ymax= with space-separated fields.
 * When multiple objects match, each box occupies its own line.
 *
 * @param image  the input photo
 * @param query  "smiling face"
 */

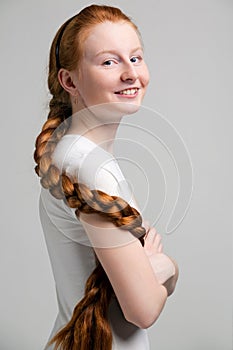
xmin=74 ymin=21 xmax=150 ymax=116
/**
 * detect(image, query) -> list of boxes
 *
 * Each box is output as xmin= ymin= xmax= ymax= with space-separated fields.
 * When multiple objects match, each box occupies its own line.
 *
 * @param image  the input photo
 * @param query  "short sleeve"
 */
xmin=67 ymin=152 xmax=142 ymax=248
xmin=41 ymin=134 xmax=142 ymax=248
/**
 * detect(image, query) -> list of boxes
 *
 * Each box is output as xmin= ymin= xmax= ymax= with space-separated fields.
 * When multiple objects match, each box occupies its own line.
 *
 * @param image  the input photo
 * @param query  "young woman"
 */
xmin=34 ymin=4 xmax=178 ymax=350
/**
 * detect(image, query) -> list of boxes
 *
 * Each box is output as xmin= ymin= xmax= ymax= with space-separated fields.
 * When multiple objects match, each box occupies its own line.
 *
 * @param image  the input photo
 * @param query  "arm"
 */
xmin=133 ymin=195 xmax=179 ymax=295
xmin=79 ymin=212 xmax=168 ymax=329
xmin=143 ymin=222 xmax=179 ymax=296
xmin=162 ymin=257 xmax=179 ymax=296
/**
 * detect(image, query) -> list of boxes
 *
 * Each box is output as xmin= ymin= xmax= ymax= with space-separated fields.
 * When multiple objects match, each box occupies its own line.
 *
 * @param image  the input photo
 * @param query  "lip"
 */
xmin=114 ymin=87 xmax=140 ymax=98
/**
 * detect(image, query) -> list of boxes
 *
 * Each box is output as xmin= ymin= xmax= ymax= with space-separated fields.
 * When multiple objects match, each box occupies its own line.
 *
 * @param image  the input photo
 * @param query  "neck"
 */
xmin=67 ymin=107 xmax=123 ymax=155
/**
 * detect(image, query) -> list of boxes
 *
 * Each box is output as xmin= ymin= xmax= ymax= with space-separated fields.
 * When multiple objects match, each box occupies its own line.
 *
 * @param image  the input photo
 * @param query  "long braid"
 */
xmin=34 ymin=111 xmax=145 ymax=350
xmin=34 ymin=5 xmax=146 ymax=350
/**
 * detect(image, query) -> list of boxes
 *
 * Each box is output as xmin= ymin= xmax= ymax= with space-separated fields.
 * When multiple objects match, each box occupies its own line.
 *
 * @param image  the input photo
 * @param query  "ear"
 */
xmin=57 ymin=69 xmax=78 ymax=97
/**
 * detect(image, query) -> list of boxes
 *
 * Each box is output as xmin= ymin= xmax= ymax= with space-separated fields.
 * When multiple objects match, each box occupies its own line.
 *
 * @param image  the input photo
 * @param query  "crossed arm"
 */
xmin=79 ymin=212 xmax=179 ymax=329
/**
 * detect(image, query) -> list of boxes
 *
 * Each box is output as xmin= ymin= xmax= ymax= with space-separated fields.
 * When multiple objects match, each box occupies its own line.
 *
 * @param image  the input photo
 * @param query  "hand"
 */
xmin=162 ymin=257 xmax=179 ymax=296
xmin=142 ymin=220 xmax=176 ymax=285
xmin=143 ymin=220 xmax=163 ymax=256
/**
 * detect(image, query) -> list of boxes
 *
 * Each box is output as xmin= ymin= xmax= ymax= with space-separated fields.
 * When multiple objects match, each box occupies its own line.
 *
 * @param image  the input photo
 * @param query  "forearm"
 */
xmin=162 ymin=257 xmax=179 ymax=296
xmin=147 ymin=253 xmax=179 ymax=296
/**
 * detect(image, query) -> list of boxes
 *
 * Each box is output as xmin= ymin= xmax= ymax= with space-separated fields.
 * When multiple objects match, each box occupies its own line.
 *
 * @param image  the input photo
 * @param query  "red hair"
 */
xmin=34 ymin=5 xmax=145 ymax=350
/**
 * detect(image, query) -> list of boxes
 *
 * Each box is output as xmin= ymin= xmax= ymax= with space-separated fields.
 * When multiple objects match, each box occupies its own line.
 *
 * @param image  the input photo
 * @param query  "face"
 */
xmin=74 ymin=21 xmax=150 ymax=116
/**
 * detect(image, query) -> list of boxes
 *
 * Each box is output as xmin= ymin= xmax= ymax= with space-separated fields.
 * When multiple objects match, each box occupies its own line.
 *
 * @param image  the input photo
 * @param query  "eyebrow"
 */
xmin=95 ymin=46 xmax=143 ymax=57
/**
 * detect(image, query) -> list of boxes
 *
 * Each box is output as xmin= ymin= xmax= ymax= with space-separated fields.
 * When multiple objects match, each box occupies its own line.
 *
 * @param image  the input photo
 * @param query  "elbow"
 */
xmin=126 ymin=309 xmax=161 ymax=329
xmin=125 ymin=289 xmax=167 ymax=329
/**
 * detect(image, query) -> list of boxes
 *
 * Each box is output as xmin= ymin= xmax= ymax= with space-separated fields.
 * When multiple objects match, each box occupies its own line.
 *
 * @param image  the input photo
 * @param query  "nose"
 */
xmin=120 ymin=62 xmax=138 ymax=83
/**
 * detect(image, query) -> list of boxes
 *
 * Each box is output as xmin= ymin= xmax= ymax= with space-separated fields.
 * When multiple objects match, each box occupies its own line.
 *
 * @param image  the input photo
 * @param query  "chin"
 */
xmin=110 ymin=101 xmax=141 ymax=116
xmin=84 ymin=101 xmax=141 ymax=123
xmin=125 ymin=102 xmax=141 ymax=115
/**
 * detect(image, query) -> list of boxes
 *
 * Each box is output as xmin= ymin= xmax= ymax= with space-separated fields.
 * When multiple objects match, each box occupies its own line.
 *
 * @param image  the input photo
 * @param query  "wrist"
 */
xmin=147 ymin=253 xmax=176 ymax=285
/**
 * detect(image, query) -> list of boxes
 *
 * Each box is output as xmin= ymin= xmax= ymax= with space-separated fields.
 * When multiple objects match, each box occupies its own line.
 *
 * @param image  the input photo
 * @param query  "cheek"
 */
xmin=142 ymin=65 xmax=150 ymax=87
xmin=87 ymin=73 xmax=112 ymax=93
xmin=81 ymin=79 xmax=102 ymax=102
xmin=78 ymin=67 xmax=102 ymax=96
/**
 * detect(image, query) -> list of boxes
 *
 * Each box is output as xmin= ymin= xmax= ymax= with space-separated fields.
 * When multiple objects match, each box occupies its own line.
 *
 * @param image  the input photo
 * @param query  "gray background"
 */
xmin=0 ymin=0 xmax=232 ymax=349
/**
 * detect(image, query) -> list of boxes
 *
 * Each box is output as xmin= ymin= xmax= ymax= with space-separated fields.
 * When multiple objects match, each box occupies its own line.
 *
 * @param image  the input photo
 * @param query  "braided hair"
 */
xmin=34 ymin=5 xmax=146 ymax=350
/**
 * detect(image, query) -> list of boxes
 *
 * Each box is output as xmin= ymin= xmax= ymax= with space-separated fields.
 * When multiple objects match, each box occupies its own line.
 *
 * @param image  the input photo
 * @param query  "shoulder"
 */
xmin=52 ymin=134 xmax=139 ymax=210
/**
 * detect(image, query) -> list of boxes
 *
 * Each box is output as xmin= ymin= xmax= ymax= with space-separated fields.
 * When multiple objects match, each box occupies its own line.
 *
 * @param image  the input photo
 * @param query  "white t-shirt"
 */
xmin=39 ymin=134 xmax=150 ymax=349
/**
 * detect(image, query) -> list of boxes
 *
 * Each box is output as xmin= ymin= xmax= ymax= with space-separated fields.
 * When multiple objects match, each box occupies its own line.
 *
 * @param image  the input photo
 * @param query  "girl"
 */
xmin=34 ymin=4 xmax=178 ymax=350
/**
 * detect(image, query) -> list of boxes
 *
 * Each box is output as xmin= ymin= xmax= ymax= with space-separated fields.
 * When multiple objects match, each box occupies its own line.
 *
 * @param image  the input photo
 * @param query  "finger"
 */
xmin=144 ymin=228 xmax=157 ymax=248
xmin=158 ymin=242 xmax=163 ymax=253
xmin=153 ymin=232 xmax=161 ymax=246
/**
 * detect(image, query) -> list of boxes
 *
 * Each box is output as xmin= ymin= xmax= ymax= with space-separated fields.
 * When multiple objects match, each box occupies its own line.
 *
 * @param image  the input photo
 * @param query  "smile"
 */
xmin=115 ymin=88 xmax=139 ymax=96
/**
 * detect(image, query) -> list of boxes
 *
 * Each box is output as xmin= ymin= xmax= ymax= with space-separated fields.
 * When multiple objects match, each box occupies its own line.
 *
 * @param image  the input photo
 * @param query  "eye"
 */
xmin=103 ymin=60 xmax=116 ymax=66
xmin=130 ymin=56 xmax=142 ymax=64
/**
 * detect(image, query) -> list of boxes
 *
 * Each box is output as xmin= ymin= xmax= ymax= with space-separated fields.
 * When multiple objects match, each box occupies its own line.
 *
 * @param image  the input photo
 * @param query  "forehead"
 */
xmin=83 ymin=21 xmax=141 ymax=56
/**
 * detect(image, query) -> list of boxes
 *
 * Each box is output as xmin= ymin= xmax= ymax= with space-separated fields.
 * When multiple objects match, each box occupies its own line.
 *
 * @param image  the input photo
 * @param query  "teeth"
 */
xmin=119 ymin=88 xmax=138 ymax=95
